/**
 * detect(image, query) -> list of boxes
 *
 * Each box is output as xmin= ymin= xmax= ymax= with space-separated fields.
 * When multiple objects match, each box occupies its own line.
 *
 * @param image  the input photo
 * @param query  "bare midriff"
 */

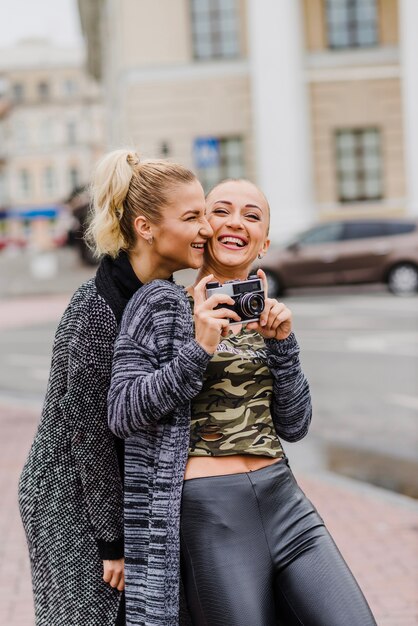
xmin=184 ymin=454 xmax=283 ymax=480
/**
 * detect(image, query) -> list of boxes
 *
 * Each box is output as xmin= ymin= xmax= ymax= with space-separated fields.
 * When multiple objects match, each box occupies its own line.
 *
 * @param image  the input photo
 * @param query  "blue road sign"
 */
xmin=194 ymin=137 xmax=220 ymax=169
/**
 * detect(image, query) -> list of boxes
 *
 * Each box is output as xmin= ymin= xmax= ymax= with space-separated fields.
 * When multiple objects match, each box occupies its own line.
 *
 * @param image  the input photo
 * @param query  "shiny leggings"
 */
xmin=180 ymin=460 xmax=376 ymax=626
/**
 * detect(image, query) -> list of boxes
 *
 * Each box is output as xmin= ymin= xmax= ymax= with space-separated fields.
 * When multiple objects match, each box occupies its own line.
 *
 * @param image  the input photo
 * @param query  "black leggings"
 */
xmin=180 ymin=459 xmax=376 ymax=626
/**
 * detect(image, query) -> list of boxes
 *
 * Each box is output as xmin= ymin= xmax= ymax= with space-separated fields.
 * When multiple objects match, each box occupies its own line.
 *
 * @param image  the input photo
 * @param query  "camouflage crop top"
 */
xmin=190 ymin=327 xmax=284 ymax=458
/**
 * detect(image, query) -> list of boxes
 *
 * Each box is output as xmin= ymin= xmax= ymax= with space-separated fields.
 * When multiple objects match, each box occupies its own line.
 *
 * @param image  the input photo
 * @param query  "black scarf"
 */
xmin=95 ymin=250 xmax=143 ymax=324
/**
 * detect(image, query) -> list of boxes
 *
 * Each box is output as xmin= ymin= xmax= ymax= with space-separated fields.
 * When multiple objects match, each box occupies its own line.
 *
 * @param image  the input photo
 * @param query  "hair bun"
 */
xmin=127 ymin=152 xmax=140 ymax=167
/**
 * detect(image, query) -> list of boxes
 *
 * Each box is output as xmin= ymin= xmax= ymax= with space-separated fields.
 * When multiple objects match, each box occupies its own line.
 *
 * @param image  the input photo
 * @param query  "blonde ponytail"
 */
xmin=86 ymin=149 xmax=138 ymax=258
xmin=86 ymin=148 xmax=197 ymax=258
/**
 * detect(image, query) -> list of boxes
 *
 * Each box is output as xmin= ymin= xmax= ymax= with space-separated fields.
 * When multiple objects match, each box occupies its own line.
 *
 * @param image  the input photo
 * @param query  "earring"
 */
xmin=257 ymin=253 xmax=263 ymax=260
xmin=148 ymin=236 xmax=154 ymax=246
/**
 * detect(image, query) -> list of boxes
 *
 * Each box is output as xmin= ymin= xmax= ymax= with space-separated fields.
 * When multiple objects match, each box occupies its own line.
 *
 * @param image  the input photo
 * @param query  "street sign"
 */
xmin=193 ymin=137 xmax=220 ymax=169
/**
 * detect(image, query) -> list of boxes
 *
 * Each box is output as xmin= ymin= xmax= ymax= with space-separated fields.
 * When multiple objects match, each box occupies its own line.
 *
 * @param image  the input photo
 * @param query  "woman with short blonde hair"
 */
xmin=109 ymin=178 xmax=377 ymax=626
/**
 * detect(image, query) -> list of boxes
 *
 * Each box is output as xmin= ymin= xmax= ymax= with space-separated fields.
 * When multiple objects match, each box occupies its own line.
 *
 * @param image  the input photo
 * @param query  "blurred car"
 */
xmin=260 ymin=218 xmax=418 ymax=297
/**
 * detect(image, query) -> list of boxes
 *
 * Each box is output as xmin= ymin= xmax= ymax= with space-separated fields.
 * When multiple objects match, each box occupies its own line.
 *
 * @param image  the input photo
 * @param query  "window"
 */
xmin=13 ymin=83 xmax=24 ymax=101
xmin=0 ymin=78 xmax=8 ymax=98
xmin=15 ymin=120 xmax=28 ymax=150
xmin=343 ymin=221 xmax=416 ymax=240
xmin=191 ymin=0 xmax=239 ymax=60
xmin=40 ymin=119 xmax=52 ymax=147
xmin=385 ymin=222 xmax=416 ymax=236
xmin=326 ymin=0 xmax=378 ymax=49
xmin=335 ymin=128 xmax=383 ymax=202
xmin=298 ymin=222 xmax=344 ymax=246
xmin=19 ymin=169 xmax=31 ymax=197
xmin=343 ymin=222 xmax=386 ymax=240
xmin=38 ymin=81 xmax=50 ymax=100
xmin=194 ymin=136 xmax=245 ymax=193
xmin=63 ymin=79 xmax=77 ymax=96
xmin=43 ymin=167 xmax=55 ymax=194
xmin=67 ymin=121 xmax=77 ymax=145
xmin=69 ymin=167 xmax=79 ymax=190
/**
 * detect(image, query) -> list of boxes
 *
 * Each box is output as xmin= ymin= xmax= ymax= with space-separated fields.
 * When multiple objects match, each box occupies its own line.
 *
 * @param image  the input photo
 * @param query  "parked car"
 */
xmin=260 ymin=218 xmax=418 ymax=297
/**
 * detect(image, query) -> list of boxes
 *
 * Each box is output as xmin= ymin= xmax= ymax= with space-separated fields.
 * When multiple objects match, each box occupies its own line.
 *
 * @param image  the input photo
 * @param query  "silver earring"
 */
xmin=148 ymin=236 xmax=154 ymax=246
xmin=257 ymin=253 xmax=263 ymax=260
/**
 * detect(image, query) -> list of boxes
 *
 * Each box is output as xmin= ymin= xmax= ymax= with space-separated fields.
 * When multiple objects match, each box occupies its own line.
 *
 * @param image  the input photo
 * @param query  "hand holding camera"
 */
xmin=193 ymin=274 xmax=242 ymax=354
xmin=205 ymin=274 xmax=265 ymax=325
xmin=193 ymin=270 xmax=292 ymax=354
xmin=246 ymin=270 xmax=293 ymax=341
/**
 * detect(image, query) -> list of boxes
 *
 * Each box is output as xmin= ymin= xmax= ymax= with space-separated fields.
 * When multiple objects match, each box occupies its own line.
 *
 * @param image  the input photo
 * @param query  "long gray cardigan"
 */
xmin=108 ymin=279 xmax=312 ymax=626
xmin=19 ymin=254 xmax=142 ymax=625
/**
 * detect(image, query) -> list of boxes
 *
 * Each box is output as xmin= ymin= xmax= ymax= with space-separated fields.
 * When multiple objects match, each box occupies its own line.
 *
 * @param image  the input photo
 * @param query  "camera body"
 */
xmin=205 ymin=275 xmax=265 ymax=325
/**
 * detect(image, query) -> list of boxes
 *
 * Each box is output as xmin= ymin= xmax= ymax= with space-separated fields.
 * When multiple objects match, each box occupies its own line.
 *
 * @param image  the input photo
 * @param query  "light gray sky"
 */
xmin=0 ymin=0 xmax=83 ymax=47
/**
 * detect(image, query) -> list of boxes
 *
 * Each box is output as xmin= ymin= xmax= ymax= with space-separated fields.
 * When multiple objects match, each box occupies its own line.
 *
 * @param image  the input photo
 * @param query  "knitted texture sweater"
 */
xmin=108 ymin=279 xmax=312 ymax=626
xmin=18 ymin=252 xmax=142 ymax=625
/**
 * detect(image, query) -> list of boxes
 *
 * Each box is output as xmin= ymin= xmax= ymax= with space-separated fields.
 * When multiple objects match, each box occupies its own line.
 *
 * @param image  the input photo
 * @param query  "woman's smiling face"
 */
xmin=204 ymin=180 xmax=270 ymax=276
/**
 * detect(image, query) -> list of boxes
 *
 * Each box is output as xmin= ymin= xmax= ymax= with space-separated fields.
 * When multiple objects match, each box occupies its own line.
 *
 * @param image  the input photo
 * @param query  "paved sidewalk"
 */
xmin=0 ymin=278 xmax=417 ymax=625
xmin=1 ymin=399 xmax=417 ymax=625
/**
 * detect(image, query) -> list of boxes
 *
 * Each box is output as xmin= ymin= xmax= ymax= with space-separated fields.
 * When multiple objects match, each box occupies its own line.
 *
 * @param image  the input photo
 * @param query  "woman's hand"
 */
xmin=193 ymin=274 xmax=241 ymax=354
xmin=103 ymin=558 xmax=125 ymax=591
xmin=247 ymin=269 xmax=292 ymax=340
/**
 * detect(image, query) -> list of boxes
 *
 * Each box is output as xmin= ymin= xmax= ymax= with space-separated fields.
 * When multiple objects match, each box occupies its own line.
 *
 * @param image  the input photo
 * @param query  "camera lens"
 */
xmin=240 ymin=293 xmax=265 ymax=317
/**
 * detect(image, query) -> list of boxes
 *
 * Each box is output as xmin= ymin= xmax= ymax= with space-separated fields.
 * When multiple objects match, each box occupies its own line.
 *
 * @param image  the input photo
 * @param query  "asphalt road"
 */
xmin=1 ymin=287 xmax=417 ymax=495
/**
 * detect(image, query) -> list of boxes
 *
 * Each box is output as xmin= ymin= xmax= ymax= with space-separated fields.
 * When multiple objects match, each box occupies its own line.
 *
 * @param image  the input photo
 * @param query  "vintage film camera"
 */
xmin=205 ymin=275 xmax=265 ymax=325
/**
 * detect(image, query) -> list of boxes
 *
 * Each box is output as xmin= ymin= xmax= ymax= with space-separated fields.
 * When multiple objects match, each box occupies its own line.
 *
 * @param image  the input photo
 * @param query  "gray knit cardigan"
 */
xmin=19 ymin=253 xmax=142 ymax=625
xmin=108 ymin=279 xmax=312 ymax=626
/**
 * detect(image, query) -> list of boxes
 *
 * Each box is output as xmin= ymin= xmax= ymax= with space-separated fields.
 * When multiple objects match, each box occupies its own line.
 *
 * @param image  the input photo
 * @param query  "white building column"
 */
xmin=247 ymin=0 xmax=315 ymax=242
xmin=400 ymin=0 xmax=418 ymax=216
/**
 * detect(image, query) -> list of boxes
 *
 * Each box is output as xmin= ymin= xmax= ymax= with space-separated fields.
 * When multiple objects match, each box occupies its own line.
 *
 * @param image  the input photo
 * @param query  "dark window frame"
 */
xmin=195 ymin=135 xmax=245 ymax=194
xmin=298 ymin=222 xmax=345 ymax=246
xmin=12 ymin=83 xmax=25 ymax=101
xmin=19 ymin=169 xmax=31 ymax=196
xmin=190 ymin=0 xmax=240 ymax=60
xmin=326 ymin=0 xmax=378 ymax=50
xmin=335 ymin=127 xmax=384 ymax=203
xmin=38 ymin=81 xmax=50 ymax=100
xmin=69 ymin=167 xmax=79 ymax=190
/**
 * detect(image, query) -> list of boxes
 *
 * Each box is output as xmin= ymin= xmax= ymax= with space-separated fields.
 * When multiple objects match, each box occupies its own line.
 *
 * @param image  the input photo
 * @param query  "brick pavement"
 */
xmin=1 ymin=399 xmax=417 ymax=625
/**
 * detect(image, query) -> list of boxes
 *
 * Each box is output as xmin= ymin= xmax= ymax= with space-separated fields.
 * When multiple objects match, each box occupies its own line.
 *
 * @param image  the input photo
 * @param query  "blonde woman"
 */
xmin=18 ymin=149 xmax=212 ymax=626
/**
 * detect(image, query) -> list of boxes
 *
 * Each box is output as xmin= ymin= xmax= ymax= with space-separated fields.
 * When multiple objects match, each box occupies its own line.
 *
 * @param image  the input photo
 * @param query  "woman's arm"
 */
xmin=108 ymin=330 xmax=211 ymax=439
xmin=107 ymin=281 xmax=204 ymax=440
xmin=108 ymin=277 xmax=243 ymax=439
xmin=245 ymin=272 xmax=312 ymax=442
xmin=265 ymin=333 xmax=312 ymax=442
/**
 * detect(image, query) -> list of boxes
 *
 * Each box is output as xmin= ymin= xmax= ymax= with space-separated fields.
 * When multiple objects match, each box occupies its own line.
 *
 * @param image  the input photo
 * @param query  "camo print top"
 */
xmin=189 ymin=327 xmax=284 ymax=458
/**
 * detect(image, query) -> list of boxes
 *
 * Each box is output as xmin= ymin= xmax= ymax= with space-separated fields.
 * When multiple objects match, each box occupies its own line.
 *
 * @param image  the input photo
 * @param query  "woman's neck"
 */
xmin=195 ymin=260 xmax=250 ymax=287
xmin=128 ymin=249 xmax=173 ymax=284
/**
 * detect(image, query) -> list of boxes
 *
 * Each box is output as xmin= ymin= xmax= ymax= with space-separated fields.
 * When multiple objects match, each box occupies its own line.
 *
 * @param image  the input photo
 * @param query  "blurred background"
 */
xmin=0 ymin=1 xmax=417 ymax=624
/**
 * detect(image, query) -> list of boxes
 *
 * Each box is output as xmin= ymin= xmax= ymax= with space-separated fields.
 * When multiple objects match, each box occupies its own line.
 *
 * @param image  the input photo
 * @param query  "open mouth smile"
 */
xmin=218 ymin=235 xmax=248 ymax=250
xmin=191 ymin=242 xmax=206 ymax=250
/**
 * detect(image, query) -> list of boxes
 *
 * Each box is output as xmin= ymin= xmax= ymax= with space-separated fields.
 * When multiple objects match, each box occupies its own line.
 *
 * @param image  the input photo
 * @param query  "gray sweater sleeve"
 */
xmin=108 ymin=283 xmax=212 ymax=439
xmin=264 ymin=332 xmax=312 ymax=442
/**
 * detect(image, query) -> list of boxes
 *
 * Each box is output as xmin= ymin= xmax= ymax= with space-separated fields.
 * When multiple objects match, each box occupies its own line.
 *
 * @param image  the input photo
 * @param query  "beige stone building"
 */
xmin=78 ymin=0 xmax=418 ymax=242
xmin=0 ymin=38 xmax=104 ymax=213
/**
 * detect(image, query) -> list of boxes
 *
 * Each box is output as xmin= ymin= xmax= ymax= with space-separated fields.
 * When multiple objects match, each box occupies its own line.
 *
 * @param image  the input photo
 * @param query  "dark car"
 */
xmin=260 ymin=218 xmax=418 ymax=297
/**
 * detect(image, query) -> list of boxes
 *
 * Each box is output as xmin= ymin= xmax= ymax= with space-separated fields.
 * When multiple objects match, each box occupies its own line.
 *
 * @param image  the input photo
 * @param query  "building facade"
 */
xmin=0 ymin=38 xmax=104 ymax=246
xmin=78 ymin=0 xmax=417 ymax=242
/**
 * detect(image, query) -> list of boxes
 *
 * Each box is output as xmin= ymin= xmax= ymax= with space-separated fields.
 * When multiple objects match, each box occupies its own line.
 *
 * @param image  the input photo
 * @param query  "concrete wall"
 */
xmin=119 ymin=72 xmax=254 ymax=178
